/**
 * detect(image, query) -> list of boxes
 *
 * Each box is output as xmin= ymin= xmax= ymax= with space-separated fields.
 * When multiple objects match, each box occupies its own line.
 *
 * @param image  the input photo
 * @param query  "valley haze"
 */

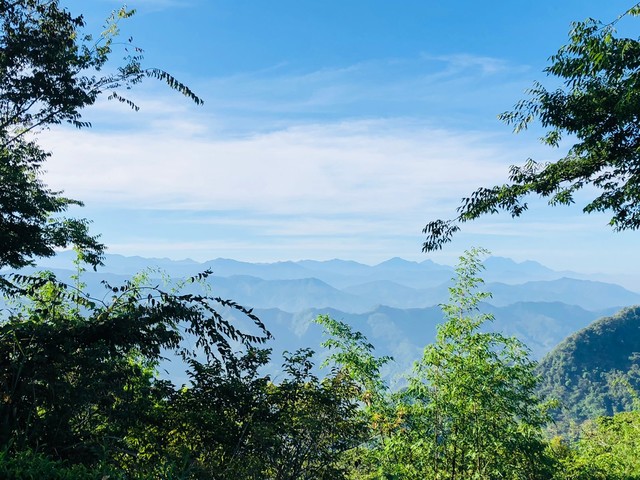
xmin=22 ymin=251 xmax=640 ymax=383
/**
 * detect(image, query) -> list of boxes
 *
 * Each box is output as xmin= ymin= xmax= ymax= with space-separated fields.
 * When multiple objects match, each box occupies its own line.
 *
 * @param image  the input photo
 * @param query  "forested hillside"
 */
xmin=538 ymin=306 xmax=640 ymax=433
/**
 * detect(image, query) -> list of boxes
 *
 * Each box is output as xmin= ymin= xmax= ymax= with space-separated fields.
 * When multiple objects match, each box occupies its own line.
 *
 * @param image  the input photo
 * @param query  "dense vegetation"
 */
xmin=2 ymin=1 xmax=640 ymax=478
xmin=538 ymin=306 xmax=640 ymax=435
xmin=4 ymin=248 xmax=640 ymax=479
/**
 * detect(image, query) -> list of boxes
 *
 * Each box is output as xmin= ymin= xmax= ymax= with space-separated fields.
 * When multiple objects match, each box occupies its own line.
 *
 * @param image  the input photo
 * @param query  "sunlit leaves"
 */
xmin=405 ymin=248 xmax=551 ymax=479
xmin=424 ymin=7 xmax=640 ymax=251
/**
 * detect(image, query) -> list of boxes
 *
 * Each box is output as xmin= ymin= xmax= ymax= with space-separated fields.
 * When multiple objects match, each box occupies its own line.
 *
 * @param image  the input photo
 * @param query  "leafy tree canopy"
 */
xmin=0 ymin=0 xmax=202 ymax=141
xmin=0 ymin=0 xmax=202 ymax=270
xmin=321 ymin=249 xmax=555 ymax=480
xmin=423 ymin=3 xmax=640 ymax=251
xmin=551 ymin=411 xmax=640 ymax=479
xmin=0 ymin=269 xmax=271 ymax=462
xmin=403 ymin=248 xmax=551 ymax=479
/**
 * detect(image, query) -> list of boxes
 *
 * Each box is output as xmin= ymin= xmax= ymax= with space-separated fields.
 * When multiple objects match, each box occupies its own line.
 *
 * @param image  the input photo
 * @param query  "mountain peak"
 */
xmin=376 ymin=257 xmax=417 ymax=267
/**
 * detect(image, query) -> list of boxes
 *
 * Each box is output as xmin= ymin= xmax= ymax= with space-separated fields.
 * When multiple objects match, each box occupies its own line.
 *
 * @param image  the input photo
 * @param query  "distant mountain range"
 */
xmin=28 ymin=252 xmax=640 ymax=308
xmin=30 ymin=251 xmax=613 ymax=287
xmin=10 ymin=252 xmax=640 ymax=382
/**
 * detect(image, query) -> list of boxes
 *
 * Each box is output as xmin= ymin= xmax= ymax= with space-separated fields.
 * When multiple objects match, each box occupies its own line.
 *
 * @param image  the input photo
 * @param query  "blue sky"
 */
xmin=39 ymin=0 xmax=640 ymax=279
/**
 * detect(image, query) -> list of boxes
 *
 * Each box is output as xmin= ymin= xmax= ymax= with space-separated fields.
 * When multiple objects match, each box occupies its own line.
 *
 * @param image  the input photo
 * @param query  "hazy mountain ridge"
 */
xmin=486 ymin=278 xmax=640 ymax=311
xmin=249 ymin=301 xmax=610 ymax=364
xmin=35 ymin=251 xmax=625 ymax=289
xmin=18 ymin=254 xmax=640 ymax=314
xmin=19 ymin=253 xmax=640 ymax=375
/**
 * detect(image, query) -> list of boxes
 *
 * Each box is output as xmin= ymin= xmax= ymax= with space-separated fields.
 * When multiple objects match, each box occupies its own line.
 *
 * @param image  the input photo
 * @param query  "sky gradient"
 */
xmin=38 ymin=1 xmax=640 ymax=281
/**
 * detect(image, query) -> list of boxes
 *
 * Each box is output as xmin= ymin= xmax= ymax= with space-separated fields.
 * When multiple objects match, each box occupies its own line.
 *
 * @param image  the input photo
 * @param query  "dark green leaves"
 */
xmin=0 ymin=1 xmax=203 ymax=141
xmin=0 ymin=136 xmax=104 ymax=269
xmin=424 ymin=7 xmax=640 ymax=251
xmin=0 ymin=267 xmax=272 ymax=467
xmin=0 ymin=1 xmax=203 ymax=269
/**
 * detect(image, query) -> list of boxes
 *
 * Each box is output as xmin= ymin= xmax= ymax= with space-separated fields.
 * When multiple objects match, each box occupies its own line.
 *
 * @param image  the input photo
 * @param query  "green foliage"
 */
xmin=317 ymin=314 xmax=392 ymax=405
xmin=550 ymin=411 xmax=640 ymax=480
xmin=0 ymin=450 xmax=121 ymax=480
xmin=0 ymin=0 xmax=203 ymax=270
xmin=0 ymin=0 xmax=202 ymax=140
xmin=0 ymin=135 xmax=103 ymax=269
xmin=401 ymin=248 xmax=551 ymax=479
xmin=0 ymin=268 xmax=271 ymax=470
xmin=318 ymin=249 xmax=555 ymax=479
xmin=577 ymin=412 xmax=640 ymax=479
xmin=315 ymin=315 xmax=400 ymax=479
xmin=0 ymin=264 xmax=374 ymax=479
xmin=105 ymin=344 xmax=367 ymax=479
xmin=538 ymin=306 xmax=640 ymax=434
xmin=258 ymin=349 xmax=367 ymax=479
xmin=122 ymin=348 xmax=273 ymax=478
xmin=423 ymin=4 xmax=640 ymax=251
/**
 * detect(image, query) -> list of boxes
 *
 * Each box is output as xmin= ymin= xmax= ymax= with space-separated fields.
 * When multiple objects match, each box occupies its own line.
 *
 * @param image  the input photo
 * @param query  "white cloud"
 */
xmin=197 ymin=54 xmax=532 ymax=123
xmin=419 ymin=53 xmax=522 ymax=76
xmin=40 ymin=118 xmax=532 ymax=219
xmin=31 ymin=52 xmax=640 ymax=276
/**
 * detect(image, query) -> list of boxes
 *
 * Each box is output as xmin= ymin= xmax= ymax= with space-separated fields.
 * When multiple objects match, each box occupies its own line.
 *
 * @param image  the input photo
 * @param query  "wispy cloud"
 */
xmin=419 ymin=53 xmax=519 ymax=76
xmin=191 ymin=53 xmax=534 ymax=133
xmin=34 ymin=51 xmax=640 ymax=275
xmin=40 ymin=118 xmax=534 ymax=216
xmin=71 ymin=52 xmax=535 ymax=137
